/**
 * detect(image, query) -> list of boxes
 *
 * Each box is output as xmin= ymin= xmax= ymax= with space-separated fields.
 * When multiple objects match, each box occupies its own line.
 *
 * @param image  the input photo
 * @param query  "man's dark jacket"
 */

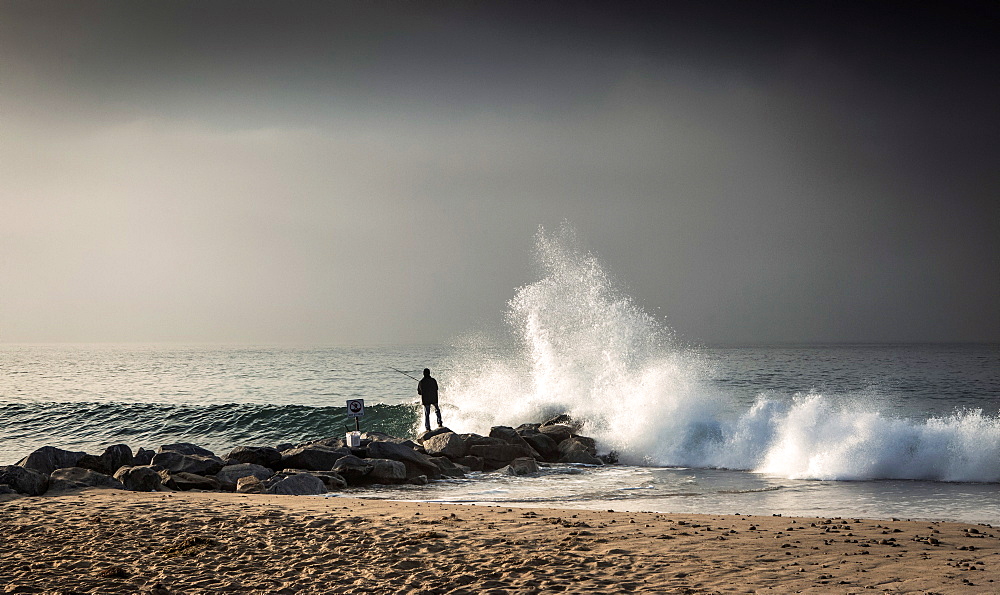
xmin=418 ymin=376 xmax=438 ymax=405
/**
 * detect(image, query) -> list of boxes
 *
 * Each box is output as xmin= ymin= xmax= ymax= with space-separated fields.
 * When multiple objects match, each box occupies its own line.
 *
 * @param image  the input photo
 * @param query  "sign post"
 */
xmin=346 ymin=399 xmax=364 ymax=447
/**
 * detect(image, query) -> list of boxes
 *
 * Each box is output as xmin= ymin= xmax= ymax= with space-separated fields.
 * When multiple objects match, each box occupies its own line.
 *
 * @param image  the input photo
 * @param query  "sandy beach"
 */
xmin=1 ymin=488 xmax=997 ymax=594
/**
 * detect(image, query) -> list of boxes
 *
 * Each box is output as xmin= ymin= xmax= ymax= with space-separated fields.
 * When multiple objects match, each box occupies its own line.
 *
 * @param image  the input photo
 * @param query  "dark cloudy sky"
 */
xmin=2 ymin=1 xmax=997 ymax=345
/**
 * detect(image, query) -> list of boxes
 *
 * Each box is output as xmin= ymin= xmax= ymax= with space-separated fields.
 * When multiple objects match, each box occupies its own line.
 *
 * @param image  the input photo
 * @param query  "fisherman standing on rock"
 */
xmin=418 ymin=368 xmax=443 ymax=432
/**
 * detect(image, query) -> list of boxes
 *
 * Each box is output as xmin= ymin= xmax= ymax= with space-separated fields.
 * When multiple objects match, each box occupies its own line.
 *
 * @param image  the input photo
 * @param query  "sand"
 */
xmin=1 ymin=488 xmax=997 ymax=594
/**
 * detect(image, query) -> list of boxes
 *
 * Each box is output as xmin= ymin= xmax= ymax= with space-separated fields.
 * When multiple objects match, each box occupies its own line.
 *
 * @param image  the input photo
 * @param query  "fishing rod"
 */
xmin=389 ymin=367 xmax=420 ymax=381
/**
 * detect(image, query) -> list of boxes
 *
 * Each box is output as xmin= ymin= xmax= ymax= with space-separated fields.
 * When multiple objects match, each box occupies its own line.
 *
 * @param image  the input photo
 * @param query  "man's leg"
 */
xmin=433 ymin=403 xmax=443 ymax=427
xmin=424 ymin=404 xmax=431 ymax=431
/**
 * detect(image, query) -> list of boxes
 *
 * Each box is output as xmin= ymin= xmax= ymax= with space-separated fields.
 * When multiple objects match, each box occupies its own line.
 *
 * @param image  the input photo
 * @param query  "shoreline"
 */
xmin=2 ymin=488 xmax=997 ymax=594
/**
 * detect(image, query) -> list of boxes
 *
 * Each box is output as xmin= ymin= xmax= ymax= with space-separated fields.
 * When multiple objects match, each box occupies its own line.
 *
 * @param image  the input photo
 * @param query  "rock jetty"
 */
xmin=0 ymin=416 xmax=616 ymax=498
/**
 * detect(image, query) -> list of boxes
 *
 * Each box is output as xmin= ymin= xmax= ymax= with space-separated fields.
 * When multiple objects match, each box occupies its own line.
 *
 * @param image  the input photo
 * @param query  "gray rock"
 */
xmin=16 ymin=446 xmax=86 ymax=476
xmin=367 ymin=459 xmax=407 ymax=484
xmin=331 ymin=455 xmax=374 ymax=484
xmin=279 ymin=445 xmax=351 ymax=471
xmin=0 ymin=465 xmax=49 ymax=496
xmin=541 ymin=414 xmax=581 ymax=432
xmin=265 ymin=473 xmax=327 ymax=495
xmin=226 ymin=446 xmax=282 ymax=469
xmin=48 ymin=467 xmax=125 ymax=491
xmin=158 ymin=443 xmax=216 ymax=457
xmin=366 ymin=440 xmax=441 ymax=479
xmin=77 ymin=444 xmax=134 ymax=476
xmin=514 ymin=423 xmax=541 ymax=435
xmin=0 ymin=485 xmax=16 ymax=495
xmin=523 ymin=432 xmax=561 ymax=462
xmin=151 ymin=451 xmax=225 ymax=476
xmin=422 ymin=432 xmax=468 ymax=459
xmin=289 ymin=470 xmax=347 ymax=490
xmin=215 ymin=463 xmax=274 ymax=491
xmin=236 ymin=476 xmax=264 ymax=494
xmin=558 ymin=449 xmax=604 ymax=465
xmin=499 ymin=457 xmax=540 ymax=476
xmin=114 ymin=465 xmax=164 ymax=491
xmin=302 ymin=436 xmax=347 ymax=448
xmin=461 ymin=434 xmax=506 ymax=448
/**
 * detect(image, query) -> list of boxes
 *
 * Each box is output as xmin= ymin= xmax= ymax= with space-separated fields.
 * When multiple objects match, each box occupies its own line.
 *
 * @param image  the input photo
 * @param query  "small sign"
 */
xmin=346 ymin=399 xmax=365 ymax=418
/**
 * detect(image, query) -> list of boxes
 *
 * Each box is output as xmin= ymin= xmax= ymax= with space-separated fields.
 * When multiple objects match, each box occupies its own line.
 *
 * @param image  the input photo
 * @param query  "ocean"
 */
xmin=2 ymin=230 xmax=998 ymax=525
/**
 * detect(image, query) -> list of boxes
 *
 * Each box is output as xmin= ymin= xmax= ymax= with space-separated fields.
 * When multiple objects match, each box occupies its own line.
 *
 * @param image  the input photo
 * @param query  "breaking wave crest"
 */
xmin=445 ymin=223 xmax=1000 ymax=483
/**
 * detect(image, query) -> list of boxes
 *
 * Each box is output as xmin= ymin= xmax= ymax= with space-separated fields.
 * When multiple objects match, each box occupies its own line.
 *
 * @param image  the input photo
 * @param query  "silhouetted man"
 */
xmin=417 ymin=368 xmax=442 ymax=432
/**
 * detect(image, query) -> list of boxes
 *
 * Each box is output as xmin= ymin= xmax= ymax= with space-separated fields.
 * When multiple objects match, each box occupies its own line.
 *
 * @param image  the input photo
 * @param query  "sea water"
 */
xmin=1 ymin=226 xmax=997 ymax=524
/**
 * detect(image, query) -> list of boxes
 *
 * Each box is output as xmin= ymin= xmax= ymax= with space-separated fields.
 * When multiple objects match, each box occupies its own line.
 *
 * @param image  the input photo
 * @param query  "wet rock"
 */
xmin=279 ymin=445 xmax=351 ymax=471
xmin=48 ymin=467 xmax=125 ymax=491
xmin=422 ymin=432 xmax=468 ymax=459
xmin=215 ymin=463 xmax=273 ymax=491
xmin=114 ymin=465 xmax=164 ymax=492
xmin=288 ymin=470 xmax=347 ymax=490
xmin=541 ymin=414 xmax=581 ymax=432
xmin=0 ymin=485 xmax=16 ymax=495
xmin=158 ymin=443 xmax=216 ymax=457
xmin=0 ymin=465 xmax=49 ymax=496
xmin=16 ymin=446 xmax=86 ymax=476
xmin=499 ymin=457 xmax=540 ymax=476
xmin=225 ymin=446 xmax=282 ymax=469
xmin=428 ymin=456 xmax=466 ymax=478
xmin=77 ymin=444 xmax=134 ymax=476
xmin=523 ymin=432 xmax=560 ymax=462
xmin=469 ymin=443 xmax=536 ymax=469
xmin=265 ymin=472 xmax=327 ymax=495
xmin=558 ymin=449 xmax=604 ymax=465
xmin=151 ymin=451 xmax=225 ymax=476
xmin=515 ymin=423 xmax=541 ymax=435
xmin=559 ymin=436 xmax=597 ymax=457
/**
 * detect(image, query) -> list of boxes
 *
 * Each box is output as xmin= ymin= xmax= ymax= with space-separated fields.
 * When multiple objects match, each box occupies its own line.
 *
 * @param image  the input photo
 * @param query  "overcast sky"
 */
xmin=2 ymin=1 xmax=997 ymax=345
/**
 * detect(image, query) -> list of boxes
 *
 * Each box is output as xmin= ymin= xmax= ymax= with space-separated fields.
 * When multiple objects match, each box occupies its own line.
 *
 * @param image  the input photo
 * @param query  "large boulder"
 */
xmin=366 ymin=441 xmax=440 ymax=479
xmin=559 ymin=450 xmax=604 ymax=465
xmin=215 ymin=463 xmax=274 ymax=491
xmin=151 ymin=451 xmax=225 ymax=476
xmin=289 ymin=470 xmax=348 ymax=490
xmin=279 ymin=445 xmax=351 ymax=471
xmin=367 ymin=459 xmax=407 ymax=484
xmin=451 ymin=455 xmax=484 ymax=471
xmin=523 ymin=432 xmax=560 ymax=462
xmin=17 ymin=446 xmax=86 ymax=476
xmin=0 ymin=465 xmax=49 ymax=496
xmin=541 ymin=414 xmax=582 ymax=432
xmin=226 ymin=446 xmax=282 ymax=470
xmin=114 ymin=465 xmax=164 ymax=492
xmin=77 ymin=444 xmax=134 ymax=476
xmin=265 ymin=473 xmax=327 ymax=495
xmin=48 ymin=467 xmax=125 ymax=491
xmin=422 ymin=432 xmax=468 ymax=459
xmin=417 ymin=427 xmax=454 ymax=442
xmin=161 ymin=472 xmax=220 ymax=491
xmin=158 ymin=443 xmax=216 ymax=457
xmin=468 ymin=443 xmax=535 ymax=470
xmin=331 ymin=455 xmax=374 ymax=484
xmin=499 ymin=457 xmax=540 ymax=476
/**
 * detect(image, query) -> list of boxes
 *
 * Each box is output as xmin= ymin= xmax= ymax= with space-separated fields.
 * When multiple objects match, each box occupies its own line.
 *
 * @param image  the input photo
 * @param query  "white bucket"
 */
xmin=346 ymin=431 xmax=361 ymax=448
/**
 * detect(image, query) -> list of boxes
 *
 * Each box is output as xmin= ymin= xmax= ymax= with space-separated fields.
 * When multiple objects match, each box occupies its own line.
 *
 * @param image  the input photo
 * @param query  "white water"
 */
xmin=445 ymin=224 xmax=1000 ymax=483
